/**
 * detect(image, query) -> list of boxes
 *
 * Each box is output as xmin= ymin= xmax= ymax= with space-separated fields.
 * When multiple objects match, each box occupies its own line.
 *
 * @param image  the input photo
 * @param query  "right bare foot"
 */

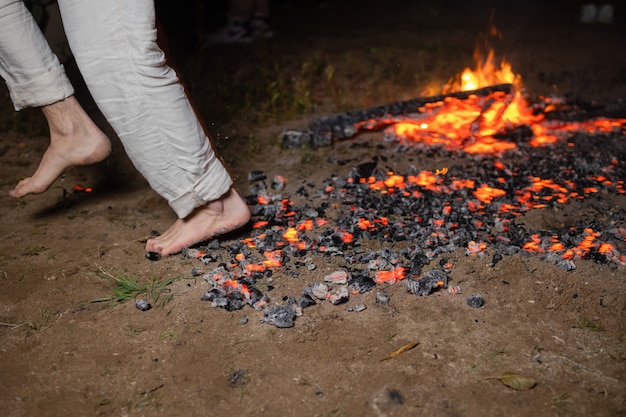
xmin=8 ymin=96 xmax=111 ymax=198
xmin=145 ymin=188 xmax=251 ymax=257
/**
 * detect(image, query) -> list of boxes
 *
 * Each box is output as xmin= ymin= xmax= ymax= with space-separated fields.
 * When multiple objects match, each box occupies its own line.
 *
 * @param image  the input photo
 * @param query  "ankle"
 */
xmin=41 ymin=97 xmax=84 ymax=137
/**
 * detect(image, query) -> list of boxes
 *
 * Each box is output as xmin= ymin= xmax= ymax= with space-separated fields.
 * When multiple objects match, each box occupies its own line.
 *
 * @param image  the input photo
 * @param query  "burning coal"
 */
xmin=187 ymin=37 xmax=626 ymax=326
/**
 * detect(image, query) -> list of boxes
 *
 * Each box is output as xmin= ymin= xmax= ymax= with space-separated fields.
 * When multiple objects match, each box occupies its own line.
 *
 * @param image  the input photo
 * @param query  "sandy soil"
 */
xmin=0 ymin=1 xmax=624 ymax=416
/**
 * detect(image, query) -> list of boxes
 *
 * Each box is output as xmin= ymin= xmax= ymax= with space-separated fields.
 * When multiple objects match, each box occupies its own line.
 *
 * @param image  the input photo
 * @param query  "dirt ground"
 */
xmin=1 ymin=1 xmax=625 ymax=416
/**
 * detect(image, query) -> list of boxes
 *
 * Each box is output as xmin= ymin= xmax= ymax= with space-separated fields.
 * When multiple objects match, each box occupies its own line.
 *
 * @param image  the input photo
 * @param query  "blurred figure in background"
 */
xmin=204 ymin=0 xmax=273 ymax=45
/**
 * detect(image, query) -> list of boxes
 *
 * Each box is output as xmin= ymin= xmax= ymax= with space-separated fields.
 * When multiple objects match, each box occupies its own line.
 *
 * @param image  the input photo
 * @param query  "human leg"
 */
xmin=58 ymin=0 xmax=250 ymax=255
xmin=0 ymin=0 xmax=73 ymax=110
xmin=0 ymin=0 xmax=111 ymax=197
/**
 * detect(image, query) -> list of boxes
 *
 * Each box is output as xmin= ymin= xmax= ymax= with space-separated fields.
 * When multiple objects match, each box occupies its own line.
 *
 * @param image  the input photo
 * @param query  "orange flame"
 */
xmin=452 ymin=49 xmax=518 ymax=92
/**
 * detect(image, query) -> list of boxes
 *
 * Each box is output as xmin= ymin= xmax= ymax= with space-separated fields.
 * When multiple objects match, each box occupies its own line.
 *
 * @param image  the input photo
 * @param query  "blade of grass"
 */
xmin=91 ymin=266 xmax=177 ymax=308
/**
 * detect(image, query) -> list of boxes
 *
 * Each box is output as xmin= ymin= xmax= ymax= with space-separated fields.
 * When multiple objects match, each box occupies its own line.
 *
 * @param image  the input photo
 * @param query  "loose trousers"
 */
xmin=0 ymin=0 xmax=232 ymax=218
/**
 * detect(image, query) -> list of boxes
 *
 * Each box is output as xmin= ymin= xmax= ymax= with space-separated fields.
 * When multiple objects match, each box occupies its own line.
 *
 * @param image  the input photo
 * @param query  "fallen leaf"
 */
xmin=381 ymin=340 xmax=419 ymax=361
xmin=486 ymin=372 xmax=537 ymax=390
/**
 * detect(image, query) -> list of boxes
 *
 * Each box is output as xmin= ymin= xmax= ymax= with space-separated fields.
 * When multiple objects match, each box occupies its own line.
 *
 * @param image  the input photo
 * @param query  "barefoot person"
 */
xmin=0 ymin=0 xmax=250 ymax=257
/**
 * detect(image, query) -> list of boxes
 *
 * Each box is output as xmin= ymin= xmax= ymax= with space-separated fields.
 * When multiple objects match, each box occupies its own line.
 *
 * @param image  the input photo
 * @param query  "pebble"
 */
xmin=354 ymin=302 xmax=367 ymax=312
xmin=145 ymin=251 xmax=160 ymax=261
xmin=466 ymin=293 xmax=484 ymax=308
xmin=375 ymin=291 xmax=390 ymax=305
xmin=135 ymin=299 xmax=151 ymax=311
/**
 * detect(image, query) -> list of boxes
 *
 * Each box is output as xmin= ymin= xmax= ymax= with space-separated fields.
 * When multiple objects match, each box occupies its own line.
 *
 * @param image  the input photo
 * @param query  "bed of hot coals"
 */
xmin=179 ymin=87 xmax=626 ymax=327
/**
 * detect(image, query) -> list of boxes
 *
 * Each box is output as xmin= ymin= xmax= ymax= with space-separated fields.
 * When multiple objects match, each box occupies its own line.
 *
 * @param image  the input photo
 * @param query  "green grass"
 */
xmin=552 ymin=393 xmax=571 ymax=410
xmin=159 ymin=330 xmax=180 ymax=341
xmin=575 ymin=318 xmax=604 ymax=332
xmin=92 ymin=268 xmax=176 ymax=308
xmin=21 ymin=245 xmax=47 ymax=256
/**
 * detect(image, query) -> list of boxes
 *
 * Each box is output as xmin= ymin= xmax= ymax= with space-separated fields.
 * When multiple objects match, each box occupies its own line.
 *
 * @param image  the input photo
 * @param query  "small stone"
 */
xmin=145 ymin=251 xmax=160 ymax=261
xmin=489 ymin=253 xmax=503 ymax=267
xmin=247 ymin=171 xmax=267 ymax=182
xmin=466 ymin=293 xmax=484 ymax=308
xmin=239 ymin=316 xmax=249 ymax=325
xmin=135 ymin=299 xmax=151 ymax=311
xmin=376 ymin=291 xmax=390 ymax=305
xmin=261 ymin=305 xmax=296 ymax=328
xmin=354 ymin=302 xmax=367 ymax=312
xmin=299 ymin=293 xmax=316 ymax=309
xmin=281 ymin=129 xmax=313 ymax=148
xmin=558 ymin=259 xmax=576 ymax=271
xmin=212 ymin=297 xmax=229 ymax=308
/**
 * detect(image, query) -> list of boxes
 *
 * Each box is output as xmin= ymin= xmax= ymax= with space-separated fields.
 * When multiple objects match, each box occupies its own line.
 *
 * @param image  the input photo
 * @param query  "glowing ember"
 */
xmin=197 ymin=27 xmax=626 ymax=318
xmin=73 ymin=184 xmax=93 ymax=193
xmin=473 ymin=184 xmax=506 ymax=204
xmin=222 ymin=280 xmax=250 ymax=298
xmin=375 ymin=266 xmax=407 ymax=285
xmin=262 ymin=250 xmax=284 ymax=268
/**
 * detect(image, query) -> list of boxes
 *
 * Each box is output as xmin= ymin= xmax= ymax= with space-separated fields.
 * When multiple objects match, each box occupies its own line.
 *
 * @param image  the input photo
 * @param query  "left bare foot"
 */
xmin=9 ymin=96 xmax=111 ymax=198
xmin=146 ymin=188 xmax=251 ymax=257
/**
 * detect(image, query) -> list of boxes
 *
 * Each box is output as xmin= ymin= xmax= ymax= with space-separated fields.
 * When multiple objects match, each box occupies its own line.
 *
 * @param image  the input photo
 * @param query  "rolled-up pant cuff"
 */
xmin=168 ymin=158 xmax=233 ymax=219
xmin=9 ymin=65 xmax=74 ymax=111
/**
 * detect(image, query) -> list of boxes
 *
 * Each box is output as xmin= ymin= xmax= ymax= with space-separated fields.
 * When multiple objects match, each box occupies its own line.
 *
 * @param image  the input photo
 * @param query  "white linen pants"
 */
xmin=0 ymin=0 xmax=232 ymax=218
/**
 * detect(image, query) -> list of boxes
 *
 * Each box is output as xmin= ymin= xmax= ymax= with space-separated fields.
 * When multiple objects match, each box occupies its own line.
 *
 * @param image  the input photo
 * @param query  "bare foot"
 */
xmin=146 ymin=188 xmax=251 ymax=257
xmin=9 ymin=96 xmax=111 ymax=198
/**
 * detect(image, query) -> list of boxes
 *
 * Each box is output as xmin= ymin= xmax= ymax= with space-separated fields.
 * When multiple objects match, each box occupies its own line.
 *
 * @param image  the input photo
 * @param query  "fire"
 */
xmin=444 ymin=22 xmax=520 ymax=94
xmin=452 ymin=49 xmax=518 ymax=92
xmin=195 ymin=26 xmax=625 ymax=317
xmin=383 ymin=25 xmax=626 ymax=157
